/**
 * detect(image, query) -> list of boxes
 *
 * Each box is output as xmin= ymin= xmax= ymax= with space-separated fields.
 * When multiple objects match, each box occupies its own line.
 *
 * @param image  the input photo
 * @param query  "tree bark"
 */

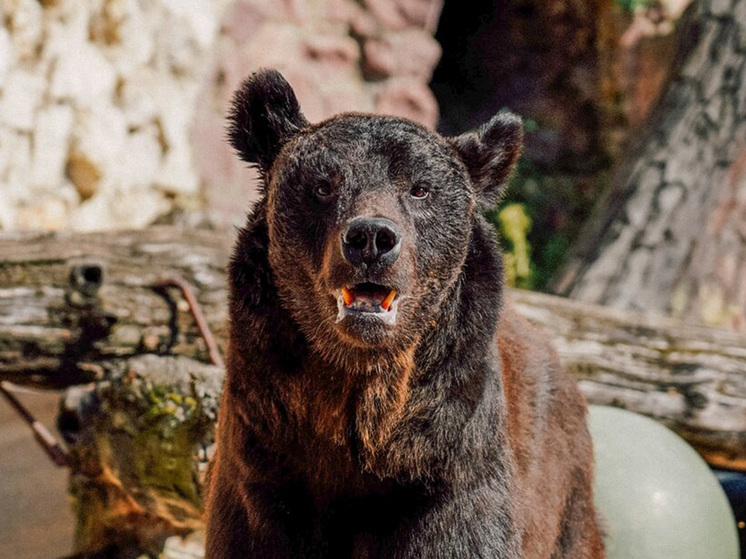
xmin=0 ymin=227 xmax=230 ymax=387
xmin=510 ymin=289 xmax=746 ymax=472
xmin=0 ymin=227 xmax=230 ymax=555
xmin=554 ymin=0 xmax=746 ymax=333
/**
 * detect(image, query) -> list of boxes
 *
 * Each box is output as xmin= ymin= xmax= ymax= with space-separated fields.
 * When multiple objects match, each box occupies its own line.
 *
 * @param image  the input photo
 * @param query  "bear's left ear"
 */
xmin=448 ymin=112 xmax=523 ymax=207
xmin=228 ymin=69 xmax=309 ymax=172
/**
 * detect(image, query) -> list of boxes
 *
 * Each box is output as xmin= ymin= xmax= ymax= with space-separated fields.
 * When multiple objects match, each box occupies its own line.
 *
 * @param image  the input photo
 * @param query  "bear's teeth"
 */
xmin=381 ymin=290 xmax=396 ymax=311
xmin=339 ymin=285 xmax=396 ymax=312
xmin=341 ymin=286 xmax=354 ymax=306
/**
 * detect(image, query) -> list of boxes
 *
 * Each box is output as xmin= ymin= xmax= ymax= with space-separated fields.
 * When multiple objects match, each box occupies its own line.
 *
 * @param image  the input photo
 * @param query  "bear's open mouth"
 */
xmin=341 ymin=283 xmax=397 ymax=312
xmin=336 ymin=282 xmax=399 ymax=324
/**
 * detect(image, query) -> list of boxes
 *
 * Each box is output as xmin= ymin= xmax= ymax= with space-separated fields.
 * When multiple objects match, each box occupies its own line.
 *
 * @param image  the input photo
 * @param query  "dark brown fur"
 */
xmin=499 ymin=305 xmax=604 ymax=558
xmin=204 ymin=69 xmax=604 ymax=558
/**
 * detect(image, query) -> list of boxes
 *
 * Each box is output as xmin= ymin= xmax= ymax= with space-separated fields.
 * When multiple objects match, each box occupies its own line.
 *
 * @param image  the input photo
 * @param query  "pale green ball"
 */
xmin=589 ymin=405 xmax=740 ymax=559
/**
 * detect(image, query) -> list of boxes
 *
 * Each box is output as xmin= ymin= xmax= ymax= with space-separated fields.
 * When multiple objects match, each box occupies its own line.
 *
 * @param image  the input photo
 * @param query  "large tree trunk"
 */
xmin=554 ymin=0 xmax=746 ymax=333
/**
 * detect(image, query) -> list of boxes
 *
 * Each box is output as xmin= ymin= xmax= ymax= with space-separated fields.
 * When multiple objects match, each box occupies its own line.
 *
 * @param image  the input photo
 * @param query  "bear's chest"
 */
xmin=267 ymin=355 xmax=417 ymax=473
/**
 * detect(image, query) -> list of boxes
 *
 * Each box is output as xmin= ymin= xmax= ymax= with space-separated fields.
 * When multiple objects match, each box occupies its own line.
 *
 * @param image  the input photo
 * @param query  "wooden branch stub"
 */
xmin=59 ymin=354 xmax=222 ymax=556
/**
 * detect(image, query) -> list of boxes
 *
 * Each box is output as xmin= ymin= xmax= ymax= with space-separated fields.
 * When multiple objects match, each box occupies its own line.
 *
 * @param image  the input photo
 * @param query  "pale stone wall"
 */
xmin=0 ymin=0 xmax=232 ymax=231
xmin=0 ymin=0 xmax=443 ymax=231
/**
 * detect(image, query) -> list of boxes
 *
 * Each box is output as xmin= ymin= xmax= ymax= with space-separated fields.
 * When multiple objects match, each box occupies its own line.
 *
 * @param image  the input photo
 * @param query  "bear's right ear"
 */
xmin=228 ymin=69 xmax=309 ymax=172
xmin=448 ymin=112 xmax=523 ymax=208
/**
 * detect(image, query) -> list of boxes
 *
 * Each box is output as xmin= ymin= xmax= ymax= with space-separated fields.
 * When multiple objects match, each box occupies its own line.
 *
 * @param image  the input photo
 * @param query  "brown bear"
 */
xmin=204 ymin=69 xmax=604 ymax=558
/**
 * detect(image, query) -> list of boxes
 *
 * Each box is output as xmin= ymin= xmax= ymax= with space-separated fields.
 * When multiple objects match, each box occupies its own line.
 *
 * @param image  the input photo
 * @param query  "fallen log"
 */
xmin=2 ymin=226 xmax=746 ymax=471
xmin=0 ymin=227 xmax=230 ymax=387
xmin=510 ymin=290 xmax=746 ymax=472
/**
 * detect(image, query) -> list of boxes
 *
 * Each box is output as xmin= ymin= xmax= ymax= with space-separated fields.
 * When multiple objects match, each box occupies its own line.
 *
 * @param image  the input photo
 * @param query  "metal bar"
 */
xmin=0 ymin=381 xmax=69 ymax=467
xmin=153 ymin=277 xmax=226 ymax=370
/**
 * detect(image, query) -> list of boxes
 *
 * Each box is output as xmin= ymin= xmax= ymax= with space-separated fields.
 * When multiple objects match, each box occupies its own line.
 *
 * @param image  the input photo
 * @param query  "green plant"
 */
xmin=496 ymin=203 xmax=534 ymax=289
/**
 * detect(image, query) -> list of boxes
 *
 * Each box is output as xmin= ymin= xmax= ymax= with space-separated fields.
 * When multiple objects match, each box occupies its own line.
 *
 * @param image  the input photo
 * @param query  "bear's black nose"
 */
xmin=341 ymin=217 xmax=402 ymax=268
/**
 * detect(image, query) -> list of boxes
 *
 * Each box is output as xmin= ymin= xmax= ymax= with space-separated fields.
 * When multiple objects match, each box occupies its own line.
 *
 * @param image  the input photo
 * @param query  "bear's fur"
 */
xmin=204 ymin=69 xmax=604 ymax=558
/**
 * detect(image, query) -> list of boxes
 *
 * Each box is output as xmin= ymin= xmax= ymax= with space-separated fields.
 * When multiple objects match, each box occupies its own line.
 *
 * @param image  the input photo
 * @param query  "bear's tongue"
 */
xmin=341 ymin=283 xmax=396 ymax=312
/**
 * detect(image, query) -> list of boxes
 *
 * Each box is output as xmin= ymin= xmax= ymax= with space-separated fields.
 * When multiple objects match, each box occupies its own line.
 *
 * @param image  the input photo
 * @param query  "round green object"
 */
xmin=588 ymin=405 xmax=740 ymax=559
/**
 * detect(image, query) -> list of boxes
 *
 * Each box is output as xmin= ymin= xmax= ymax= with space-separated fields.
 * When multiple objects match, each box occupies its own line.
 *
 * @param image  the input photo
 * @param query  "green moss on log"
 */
xmin=63 ymin=355 xmax=221 ymax=557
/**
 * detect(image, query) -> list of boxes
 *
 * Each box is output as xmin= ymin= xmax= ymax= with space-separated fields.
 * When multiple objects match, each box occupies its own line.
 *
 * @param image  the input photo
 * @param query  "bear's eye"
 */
xmin=410 ymin=184 xmax=430 ymax=199
xmin=315 ymin=184 xmax=333 ymax=199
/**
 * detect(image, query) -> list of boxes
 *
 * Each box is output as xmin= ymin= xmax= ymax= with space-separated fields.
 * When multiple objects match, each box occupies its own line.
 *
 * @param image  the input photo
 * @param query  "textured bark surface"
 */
xmin=555 ymin=0 xmax=746 ymax=334
xmin=0 ymin=227 xmax=228 ymax=555
xmin=511 ymin=289 xmax=746 ymax=472
xmin=2 ymin=227 xmax=746 ymax=472
xmin=0 ymin=227 xmax=229 ymax=387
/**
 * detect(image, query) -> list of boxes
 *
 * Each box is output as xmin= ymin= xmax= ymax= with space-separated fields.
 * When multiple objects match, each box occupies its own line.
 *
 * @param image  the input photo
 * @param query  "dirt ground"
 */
xmin=0 ymin=389 xmax=75 ymax=559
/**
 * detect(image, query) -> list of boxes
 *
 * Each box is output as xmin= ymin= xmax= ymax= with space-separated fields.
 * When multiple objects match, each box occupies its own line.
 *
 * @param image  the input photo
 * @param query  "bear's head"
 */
xmin=229 ymin=70 xmax=522 ymax=367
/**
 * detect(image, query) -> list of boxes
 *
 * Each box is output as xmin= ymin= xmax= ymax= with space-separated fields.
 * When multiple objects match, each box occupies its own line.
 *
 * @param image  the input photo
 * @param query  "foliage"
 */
xmin=491 ymin=154 xmax=603 ymax=291
xmin=495 ymin=203 xmax=534 ymax=289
